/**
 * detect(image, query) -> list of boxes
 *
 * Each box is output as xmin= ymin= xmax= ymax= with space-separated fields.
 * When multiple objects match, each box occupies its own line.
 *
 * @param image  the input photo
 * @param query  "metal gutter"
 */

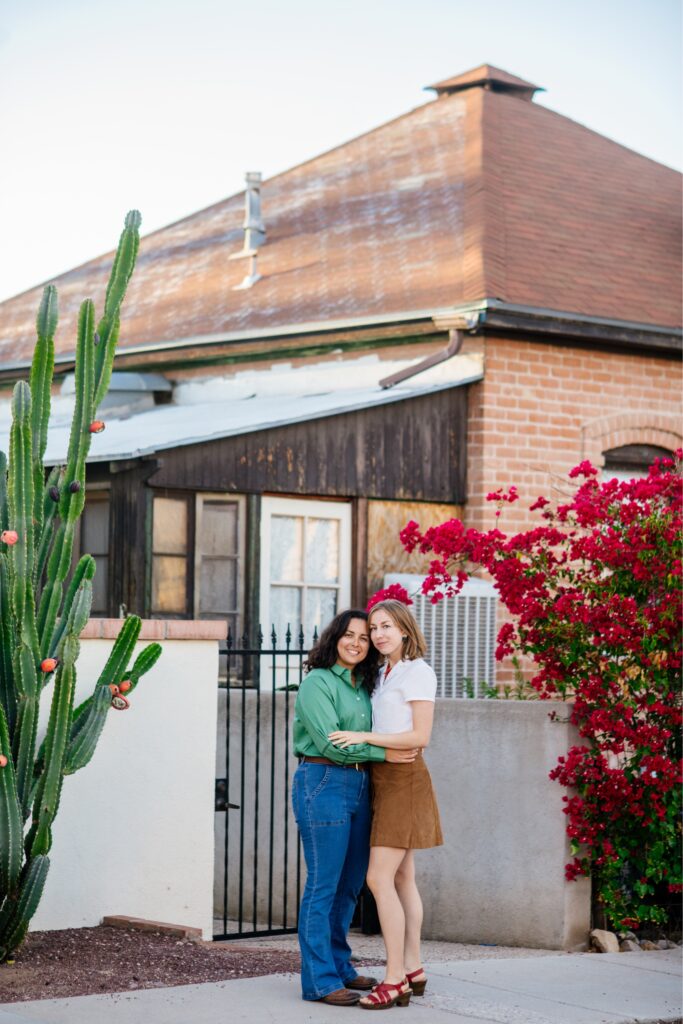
xmin=0 ymin=298 xmax=679 ymax=379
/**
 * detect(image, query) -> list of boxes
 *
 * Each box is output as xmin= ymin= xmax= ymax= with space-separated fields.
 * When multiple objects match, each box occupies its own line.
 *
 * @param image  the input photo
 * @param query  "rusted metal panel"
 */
xmin=148 ymin=388 xmax=467 ymax=503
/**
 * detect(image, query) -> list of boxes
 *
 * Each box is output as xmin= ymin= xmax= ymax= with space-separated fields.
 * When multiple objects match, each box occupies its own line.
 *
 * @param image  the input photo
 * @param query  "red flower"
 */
xmin=366 ymin=584 xmax=414 ymax=612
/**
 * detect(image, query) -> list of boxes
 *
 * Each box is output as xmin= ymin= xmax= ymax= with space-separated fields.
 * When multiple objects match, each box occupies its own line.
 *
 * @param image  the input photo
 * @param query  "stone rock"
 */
xmin=618 ymin=930 xmax=638 ymax=942
xmin=640 ymin=939 xmax=659 ymax=950
xmin=590 ymin=928 xmax=620 ymax=953
xmin=619 ymin=939 xmax=641 ymax=952
xmin=657 ymin=939 xmax=677 ymax=949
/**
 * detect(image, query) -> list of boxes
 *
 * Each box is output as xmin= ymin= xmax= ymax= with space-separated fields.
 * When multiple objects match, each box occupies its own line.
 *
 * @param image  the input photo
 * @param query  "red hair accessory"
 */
xmin=366 ymin=584 xmax=414 ymax=612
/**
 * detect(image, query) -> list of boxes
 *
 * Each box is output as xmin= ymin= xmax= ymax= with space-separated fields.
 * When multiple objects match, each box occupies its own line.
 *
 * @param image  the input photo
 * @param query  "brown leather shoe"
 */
xmin=344 ymin=975 xmax=379 ymax=990
xmin=318 ymin=988 xmax=362 ymax=1005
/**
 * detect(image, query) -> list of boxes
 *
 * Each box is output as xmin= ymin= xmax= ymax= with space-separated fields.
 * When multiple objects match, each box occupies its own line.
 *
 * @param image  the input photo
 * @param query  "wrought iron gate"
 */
xmin=214 ymin=629 xmax=307 ymax=940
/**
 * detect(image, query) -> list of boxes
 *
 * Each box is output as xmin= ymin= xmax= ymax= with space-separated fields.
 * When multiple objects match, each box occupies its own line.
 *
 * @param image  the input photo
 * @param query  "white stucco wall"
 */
xmin=30 ymin=633 xmax=218 ymax=939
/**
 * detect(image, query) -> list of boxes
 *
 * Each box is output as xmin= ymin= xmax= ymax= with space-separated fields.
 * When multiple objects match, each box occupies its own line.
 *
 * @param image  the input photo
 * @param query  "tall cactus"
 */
xmin=0 ymin=212 xmax=161 ymax=962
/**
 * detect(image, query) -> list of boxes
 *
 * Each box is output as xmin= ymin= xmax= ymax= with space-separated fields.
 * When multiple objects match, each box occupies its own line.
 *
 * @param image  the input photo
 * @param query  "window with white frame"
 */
xmin=260 ymin=497 xmax=351 ymax=647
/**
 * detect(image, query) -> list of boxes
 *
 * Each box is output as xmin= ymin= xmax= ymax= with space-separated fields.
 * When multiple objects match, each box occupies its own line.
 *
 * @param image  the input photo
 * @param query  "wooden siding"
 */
xmin=148 ymin=387 xmax=468 ymax=503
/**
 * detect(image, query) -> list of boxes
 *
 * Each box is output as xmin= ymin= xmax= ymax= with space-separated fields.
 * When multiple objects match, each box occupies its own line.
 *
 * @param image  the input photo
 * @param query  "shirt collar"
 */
xmin=331 ymin=662 xmax=354 ymax=686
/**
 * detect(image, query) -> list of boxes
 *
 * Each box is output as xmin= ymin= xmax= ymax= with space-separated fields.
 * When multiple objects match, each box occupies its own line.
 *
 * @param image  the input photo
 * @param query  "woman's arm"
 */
xmin=329 ymin=701 xmax=435 ymax=750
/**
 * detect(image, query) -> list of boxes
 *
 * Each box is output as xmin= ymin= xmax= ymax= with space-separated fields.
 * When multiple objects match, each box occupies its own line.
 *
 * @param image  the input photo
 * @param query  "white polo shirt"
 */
xmin=371 ymin=658 xmax=437 ymax=733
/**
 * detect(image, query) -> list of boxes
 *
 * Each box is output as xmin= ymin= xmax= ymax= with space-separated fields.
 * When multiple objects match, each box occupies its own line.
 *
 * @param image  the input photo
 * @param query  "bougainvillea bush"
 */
xmin=400 ymin=454 xmax=682 ymax=931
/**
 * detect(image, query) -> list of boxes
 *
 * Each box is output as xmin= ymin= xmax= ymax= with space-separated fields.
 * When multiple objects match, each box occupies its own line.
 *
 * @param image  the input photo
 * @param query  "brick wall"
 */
xmin=466 ymin=335 xmax=682 ymax=533
xmin=464 ymin=335 xmax=682 ymax=685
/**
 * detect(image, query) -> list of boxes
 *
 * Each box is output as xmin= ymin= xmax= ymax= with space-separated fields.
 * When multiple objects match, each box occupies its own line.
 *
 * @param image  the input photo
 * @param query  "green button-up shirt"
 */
xmin=293 ymin=663 xmax=386 ymax=765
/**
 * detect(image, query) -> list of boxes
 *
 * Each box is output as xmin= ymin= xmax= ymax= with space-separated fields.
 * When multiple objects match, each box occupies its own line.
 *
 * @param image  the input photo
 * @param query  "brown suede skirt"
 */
xmin=370 ymin=753 xmax=443 ymax=850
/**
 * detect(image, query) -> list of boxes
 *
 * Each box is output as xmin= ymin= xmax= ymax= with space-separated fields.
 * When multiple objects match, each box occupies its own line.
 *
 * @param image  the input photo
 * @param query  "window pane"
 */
xmin=201 ymin=502 xmax=238 ymax=556
xmin=306 ymin=588 xmax=338 ymax=644
xmin=199 ymin=557 xmax=237 ymax=614
xmin=305 ymin=518 xmax=339 ymax=584
xmin=270 ymin=586 xmax=302 ymax=642
xmin=270 ymin=516 xmax=303 ymax=582
xmin=152 ymin=555 xmax=187 ymax=613
xmin=82 ymin=499 xmax=109 ymax=555
xmin=91 ymin=556 xmax=108 ymax=614
xmin=153 ymin=497 xmax=187 ymax=554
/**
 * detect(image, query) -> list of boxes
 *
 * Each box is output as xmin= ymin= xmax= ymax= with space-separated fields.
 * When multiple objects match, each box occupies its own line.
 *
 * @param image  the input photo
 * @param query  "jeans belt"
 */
xmin=298 ymin=755 xmax=368 ymax=772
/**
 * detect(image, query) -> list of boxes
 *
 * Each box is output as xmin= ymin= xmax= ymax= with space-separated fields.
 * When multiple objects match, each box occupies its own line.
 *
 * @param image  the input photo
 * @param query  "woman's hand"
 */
xmin=328 ymin=730 xmax=369 ymax=748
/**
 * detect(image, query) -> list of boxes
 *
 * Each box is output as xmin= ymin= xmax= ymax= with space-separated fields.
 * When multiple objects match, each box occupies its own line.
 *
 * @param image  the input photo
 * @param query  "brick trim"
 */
xmin=81 ymin=618 xmax=227 ymax=641
xmin=581 ymin=412 xmax=682 ymax=468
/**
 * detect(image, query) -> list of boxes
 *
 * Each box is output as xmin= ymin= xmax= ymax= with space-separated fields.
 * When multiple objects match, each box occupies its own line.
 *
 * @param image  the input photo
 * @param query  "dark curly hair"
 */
xmin=305 ymin=608 xmax=380 ymax=692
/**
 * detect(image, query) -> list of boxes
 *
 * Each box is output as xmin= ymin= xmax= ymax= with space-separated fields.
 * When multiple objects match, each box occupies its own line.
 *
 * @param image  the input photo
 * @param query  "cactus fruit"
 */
xmin=0 ymin=211 xmax=162 ymax=963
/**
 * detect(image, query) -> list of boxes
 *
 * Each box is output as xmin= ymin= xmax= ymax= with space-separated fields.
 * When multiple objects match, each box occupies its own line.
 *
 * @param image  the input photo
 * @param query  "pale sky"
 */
xmin=1 ymin=0 xmax=681 ymax=304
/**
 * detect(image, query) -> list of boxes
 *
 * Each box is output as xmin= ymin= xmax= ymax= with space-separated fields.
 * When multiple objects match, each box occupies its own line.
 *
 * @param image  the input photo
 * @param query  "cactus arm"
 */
xmin=94 ymin=210 xmax=141 ymax=409
xmin=59 ymin=300 xmax=94 ymax=526
xmin=0 ymin=855 xmax=49 ymax=962
xmin=11 ymin=646 xmax=39 ymax=819
xmin=29 ymin=286 xmax=58 ymax=548
xmin=64 ymin=614 xmax=141 ymax=775
xmin=0 ymin=452 xmax=8 ymax=533
xmin=46 ymin=554 xmax=95 ymax=663
xmin=34 ymin=466 xmax=62 ymax=586
xmin=8 ymin=383 xmax=36 ymax=636
xmin=0 ymin=559 xmax=16 ymax=735
xmin=126 ymin=642 xmax=162 ymax=690
xmin=28 ymin=585 xmax=90 ymax=856
xmin=36 ymin=521 xmax=76 ymax=656
xmin=0 ymin=704 xmax=22 ymax=901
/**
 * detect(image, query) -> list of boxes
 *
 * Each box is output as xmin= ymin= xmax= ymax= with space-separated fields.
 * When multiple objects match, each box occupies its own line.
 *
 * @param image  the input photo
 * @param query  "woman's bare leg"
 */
xmin=394 ymin=850 xmax=425 ymax=979
xmin=365 ymin=846 xmax=409 ymax=985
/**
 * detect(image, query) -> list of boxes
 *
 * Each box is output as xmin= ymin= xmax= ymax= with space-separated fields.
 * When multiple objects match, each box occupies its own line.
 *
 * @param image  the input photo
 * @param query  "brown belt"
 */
xmin=298 ymin=755 xmax=369 ymax=772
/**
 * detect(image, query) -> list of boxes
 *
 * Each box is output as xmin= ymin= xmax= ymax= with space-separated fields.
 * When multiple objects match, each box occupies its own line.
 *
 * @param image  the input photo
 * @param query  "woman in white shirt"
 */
xmin=329 ymin=598 xmax=443 ymax=1010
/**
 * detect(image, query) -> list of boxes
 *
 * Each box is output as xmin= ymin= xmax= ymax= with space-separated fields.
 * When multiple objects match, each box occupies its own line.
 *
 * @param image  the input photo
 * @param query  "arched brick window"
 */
xmin=602 ymin=443 xmax=673 ymax=481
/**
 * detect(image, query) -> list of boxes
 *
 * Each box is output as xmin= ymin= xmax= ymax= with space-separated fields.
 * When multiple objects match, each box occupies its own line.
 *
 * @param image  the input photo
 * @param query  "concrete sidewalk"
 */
xmin=1 ymin=950 xmax=680 ymax=1024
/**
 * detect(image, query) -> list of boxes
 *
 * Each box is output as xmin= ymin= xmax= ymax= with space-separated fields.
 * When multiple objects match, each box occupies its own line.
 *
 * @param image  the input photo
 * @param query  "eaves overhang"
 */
xmin=0 ymin=299 xmax=679 ymax=383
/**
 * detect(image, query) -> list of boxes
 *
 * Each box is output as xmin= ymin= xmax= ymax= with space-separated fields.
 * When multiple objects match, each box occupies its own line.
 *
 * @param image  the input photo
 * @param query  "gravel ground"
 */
xmin=0 ymin=925 xmax=562 ymax=1004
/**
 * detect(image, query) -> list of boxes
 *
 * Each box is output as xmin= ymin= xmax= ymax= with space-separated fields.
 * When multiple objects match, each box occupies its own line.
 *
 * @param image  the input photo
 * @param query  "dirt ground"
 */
xmin=0 ymin=925 xmax=329 ymax=1004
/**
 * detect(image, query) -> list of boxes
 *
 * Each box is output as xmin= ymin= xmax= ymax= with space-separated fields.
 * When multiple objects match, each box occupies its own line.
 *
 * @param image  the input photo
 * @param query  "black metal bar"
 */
xmin=282 ymin=647 xmax=290 ymax=929
xmin=252 ymin=641 xmax=263 ymax=933
xmin=238 ymin=645 xmax=247 ymax=933
xmin=223 ymin=636 xmax=233 ymax=935
xmin=267 ymin=632 xmax=277 ymax=931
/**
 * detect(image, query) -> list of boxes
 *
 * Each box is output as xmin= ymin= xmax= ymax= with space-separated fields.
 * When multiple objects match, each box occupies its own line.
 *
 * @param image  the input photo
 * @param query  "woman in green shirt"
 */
xmin=292 ymin=608 xmax=418 ymax=1006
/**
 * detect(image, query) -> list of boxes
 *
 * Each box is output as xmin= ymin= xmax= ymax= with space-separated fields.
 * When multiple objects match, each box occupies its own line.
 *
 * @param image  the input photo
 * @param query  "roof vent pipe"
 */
xmin=231 ymin=171 xmax=265 ymax=289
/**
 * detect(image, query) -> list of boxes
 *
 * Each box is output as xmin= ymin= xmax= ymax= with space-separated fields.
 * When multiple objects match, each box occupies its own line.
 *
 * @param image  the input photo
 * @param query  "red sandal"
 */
xmin=405 ymin=967 xmax=427 ymax=996
xmin=359 ymin=978 xmax=411 ymax=1010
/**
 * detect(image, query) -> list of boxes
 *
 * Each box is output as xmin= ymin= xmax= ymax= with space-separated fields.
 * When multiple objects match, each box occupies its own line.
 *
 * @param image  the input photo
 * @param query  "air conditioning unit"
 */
xmin=383 ymin=573 xmax=498 ymax=698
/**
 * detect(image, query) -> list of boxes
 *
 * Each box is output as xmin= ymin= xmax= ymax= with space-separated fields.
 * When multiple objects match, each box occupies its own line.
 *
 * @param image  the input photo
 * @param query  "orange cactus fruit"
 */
xmin=1 ymin=530 xmax=18 ymax=545
xmin=109 ymin=683 xmax=120 ymax=695
xmin=111 ymin=694 xmax=130 ymax=711
xmin=0 ymin=754 xmax=8 ymax=768
xmin=40 ymin=658 xmax=58 ymax=673
xmin=88 ymin=420 xmax=106 ymax=433
xmin=118 ymin=680 xmax=132 ymax=693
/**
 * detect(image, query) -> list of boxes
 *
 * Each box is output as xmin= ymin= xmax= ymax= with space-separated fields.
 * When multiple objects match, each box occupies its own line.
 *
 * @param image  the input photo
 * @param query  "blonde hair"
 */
xmin=368 ymin=600 xmax=427 ymax=661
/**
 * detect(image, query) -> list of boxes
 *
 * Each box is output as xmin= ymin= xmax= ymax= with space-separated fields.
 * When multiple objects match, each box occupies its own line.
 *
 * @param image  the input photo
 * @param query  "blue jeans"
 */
xmin=292 ymin=761 xmax=371 ymax=1000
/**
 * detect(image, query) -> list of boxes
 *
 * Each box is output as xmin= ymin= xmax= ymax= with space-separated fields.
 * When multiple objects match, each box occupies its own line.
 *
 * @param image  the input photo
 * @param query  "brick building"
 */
xmin=0 ymin=64 xmax=680 ymax=683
